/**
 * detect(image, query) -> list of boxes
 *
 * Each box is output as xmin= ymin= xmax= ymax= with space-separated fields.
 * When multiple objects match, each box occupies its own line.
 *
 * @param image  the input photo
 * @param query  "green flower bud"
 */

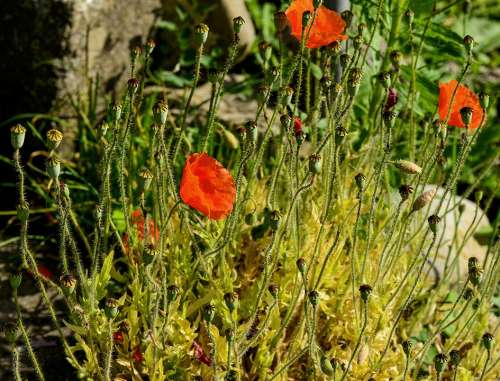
xmin=353 ymin=34 xmax=364 ymax=50
xmin=482 ymin=333 xmax=494 ymax=351
xmin=335 ymin=126 xmax=347 ymax=145
xmin=104 ymin=298 xmax=119 ymax=319
xmin=428 ymin=214 xmax=441 ymax=235
xmin=460 ymin=107 xmax=473 ymax=127
xmin=474 ymin=190 xmax=483 ymax=203
xmin=269 ymin=210 xmax=281 ymax=231
xmin=3 ymin=322 xmax=20 ymax=344
xmin=390 ymin=50 xmax=403 ymax=69
xmin=434 ymin=353 xmax=448 ymax=374
xmin=46 ymin=157 xmax=61 ymax=179
xmin=9 ymin=273 xmax=22 ymax=289
xmin=340 ymin=53 xmax=351 ymax=68
xmin=138 ymin=168 xmax=154 ymax=193
xmin=46 ymin=129 xmax=63 ymax=150
xmin=224 ymin=292 xmax=238 ymax=313
xmin=308 ymin=290 xmax=319 ymax=307
xmin=245 ymin=120 xmax=259 ymax=144
xmin=144 ymin=39 xmax=156 ymax=57
xmin=203 ymin=303 xmax=215 ymax=324
xmin=355 ymin=173 xmax=366 ymax=192
xmin=296 ymin=258 xmax=307 ymax=274
xmin=17 ymin=201 xmax=30 ymax=223
xmin=341 ymin=10 xmax=353 ymax=28
xmin=233 ymin=16 xmax=245 ymax=34
xmin=127 ymin=78 xmax=140 ymax=97
xmin=195 ymin=24 xmax=209 ymax=45
xmin=383 ymin=111 xmax=397 ymax=128
xmin=11 ymin=124 xmax=26 ymax=150
xmin=167 ymin=285 xmax=180 ymax=303
xmin=449 ymin=349 xmax=461 ymax=366
xmin=463 ymin=35 xmax=474 ymax=54
xmin=405 ymin=9 xmax=414 ymax=26
xmin=377 ymin=71 xmax=391 ymax=89
xmin=281 ymin=86 xmax=294 ymax=106
xmin=302 ymin=11 xmax=312 ymax=30
xmin=60 ymin=273 xmax=77 ymax=294
xmin=320 ymin=354 xmax=334 ymax=375
xmin=153 ymin=100 xmax=169 ymax=126
xmin=268 ymin=284 xmax=279 ymax=299
xmin=308 ymin=154 xmax=321 ymax=174
xmin=347 ymin=68 xmax=363 ymax=97
xmin=479 ymin=92 xmax=489 ymax=110
xmin=402 ymin=340 xmax=413 ymax=356
xmin=245 ymin=213 xmax=257 ymax=225
xmin=259 ymin=41 xmax=272 ymax=62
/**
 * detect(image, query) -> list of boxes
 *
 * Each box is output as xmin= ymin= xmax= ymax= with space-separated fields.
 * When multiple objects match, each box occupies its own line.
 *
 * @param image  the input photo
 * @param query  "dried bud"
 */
xmin=308 ymin=290 xmax=319 ymax=307
xmin=167 ymin=285 xmax=180 ymax=303
xmin=340 ymin=53 xmax=352 ymax=68
xmin=104 ymin=298 xmax=119 ymax=319
xmin=394 ymin=160 xmax=422 ymax=174
xmin=405 ymin=9 xmax=414 ymax=26
xmin=463 ymin=287 xmax=474 ymax=300
xmin=46 ymin=157 xmax=61 ymax=179
xmin=399 ymin=184 xmax=413 ymax=201
xmin=353 ymin=34 xmax=364 ymax=50
xmin=449 ymin=349 xmax=461 ymax=366
xmin=479 ymin=91 xmax=489 ymax=109
xmin=411 ymin=189 xmax=436 ymax=213
xmin=270 ymin=210 xmax=281 ymax=231
xmin=245 ymin=120 xmax=258 ymax=143
xmin=335 ymin=126 xmax=347 ymax=145
xmin=460 ymin=107 xmax=473 ymax=127
xmin=3 ymin=322 xmax=19 ymax=343
xmin=233 ymin=16 xmax=245 ymax=34
xmin=355 ymin=173 xmax=366 ymax=192
xmin=11 ymin=124 xmax=26 ymax=150
xmin=144 ymin=39 xmax=156 ymax=56
xmin=359 ymin=284 xmax=372 ymax=303
xmin=320 ymin=354 xmax=334 ymax=375
xmin=138 ymin=168 xmax=153 ymax=193
xmin=268 ymin=284 xmax=279 ymax=299
xmin=9 ymin=273 xmax=22 ymax=290
xmin=257 ymin=84 xmax=270 ymax=104
xmin=402 ymin=340 xmax=413 ymax=356
xmin=195 ymin=24 xmax=209 ymax=45
xmin=434 ymin=353 xmax=448 ymax=373
xmin=327 ymin=41 xmax=341 ymax=56
xmin=16 ymin=201 xmax=30 ymax=223
xmin=482 ymin=333 xmax=494 ymax=351
xmin=296 ymin=258 xmax=307 ymax=274
xmin=389 ymin=50 xmax=403 ymax=69
xmin=281 ymin=86 xmax=294 ymax=106
xmin=341 ymin=10 xmax=353 ymax=28
xmin=46 ymin=129 xmax=63 ymax=150
xmin=308 ymin=154 xmax=321 ymax=174
xmin=463 ymin=35 xmax=474 ymax=54
xmin=153 ymin=100 xmax=169 ymax=126
xmin=131 ymin=46 xmax=142 ymax=63
xmin=203 ymin=303 xmax=215 ymax=324
xmin=127 ymin=78 xmax=140 ymax=96
xmin=60 ymin=273 xmax=77 ymax=294
xmin=224 ymin=292 xmax=238 ymax=312
xmin=428 ymin=214 xmax=441 ymax=234
xmin=274 ymin=11 xmax=289 ymax=33
xmin=347 ymin=68 xmax=363 ymax=96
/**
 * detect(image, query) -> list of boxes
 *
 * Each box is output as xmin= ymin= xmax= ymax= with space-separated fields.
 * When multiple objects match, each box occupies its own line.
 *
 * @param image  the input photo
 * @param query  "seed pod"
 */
xmin=359 ymin=284 xmax=372 ymax=303
xmin=405 ymin=9 xmax=414 ymax=26
xmin=449 ymin=349 xmax=461 ymax=366
xmin=270 ymin=210 xmax=281 ymax=231
xmin=195 ymin=23 xmax=209 ymax=45
xmin=302 ymin=11 xmax=312 ymax=29
xmin=377 ymin=71 xmax=391 ymax=89
xmin=259 ymin=41 xmax=272 ymax=62
xmin=46 ymin=157 xmax=61 ymax=179
xmin=390 ymin=50 xmax=402 ymax=69
xmin=428 ymin=214 xmax=441 ymax=234
xmin=167 ymin=285 xmax=180 ymax=303
xmin=144 ymin=39 xmax=156 ymax=57
xmin=320 ymin=354 xmax=334 ymax=375
xmin=9 ymin=273 xmax=22 ymax=290
xmin=203 ymin=303 xmax=215 ymax=324
xmin=224 ymin=292 xmax=238 ymax=313
xmin=46 ymin=129 xmax=63 ymax=150
xmin=355 ymin=173 xmax=366 ymax=192
xmin=479 ymin=92 xmax=489 ymax=109
xmin=245 ymin=213 xmax=257 ymax=225
xmin=402 ymin=340 xmax=413 ymax=356
xmin=3 ymin=322 xmax=20 ymax=344
xmin=16 ymin=201 xmax=30 ymax=223
xmin=268 ymin=284 xmax=279 ymax=299
xmin=153 ymin=100 xmax=169 ymax=126
xmin=353 ymin=34 xmax=364 ymax=50
xmin=341 ymin=10 xmax=353 ymax=28
xmin=281 ymin=86 xmax=294 ymax=106
xmin=60 ymin=273 xmax=77 ymax=294
xmin=327 ymin=41 xmax=341 ymax=56
xmin=394 ymin=160 xmax=422 ymax=174
xmin=340 ymin=53 xmax=352 ymax=68
xmin=274 ymin=11 xmax=288 ymax=33
xmin=11 ymin=124 xmax=26 ymax=150
xmin=138 ymin=168 xmax=154 ymax=193
xmin=127 ymin=78 xmax=140 ymax=97
xmin=411 ymin=189 xmax=436 ymax=213
xmin=104 ymin=298 xmax=119 ymax=319
xmin=233 ymin=16 xmax=245 ymax=34
xmin=245 ymin=120 xmax=258 ymax=144
xmin=463 ymin=35 xmax=474 ymax=54
xmin=347 ymin=68 xmax=363 ymax=97
xmin=399 ymin=184 xmax=413 ymax=202
xmin=460 ymin=107 xmax=473 ymax=127
xmin=308 ymin=154 xmax=321 ymax=174
xmin=296 ymin=258 xmax=307 ymax=274
xmin=434 ymin=353 xmax=448 ymax=374
xmin=482 ymin=333 xmax=494 ymax=351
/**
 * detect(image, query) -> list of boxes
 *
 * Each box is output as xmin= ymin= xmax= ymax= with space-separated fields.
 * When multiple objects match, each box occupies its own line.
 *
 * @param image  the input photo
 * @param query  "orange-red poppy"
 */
xmin=438 ymin=80 xmax=484 ymax=129
xmin=285 ymin=0 xmax=347 ymax=49
xmin=180 ymin=153 xmax=236 ymax=220
xmin=123 ymin=210 xmax=160 ymax=254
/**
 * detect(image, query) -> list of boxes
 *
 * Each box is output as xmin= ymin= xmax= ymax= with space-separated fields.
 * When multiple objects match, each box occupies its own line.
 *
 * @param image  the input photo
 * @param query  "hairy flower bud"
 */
xmin=60 ymin=273 xmax=77 ymax=294
xmin=347 ymin=68 xmax=363 ymax=97
xmin=308 ymin=154 xmax=321 ymax=174
xmin=11 ymin=124 xmax=26 ymax=150
xmin=428 ymin=214 xmax=441 ymax=234
xmin=104 ymin=298 xmax=119 ymax=319
xmin=434 ymin=353 xmax=448 ymax=373
xmin=144 ymin=39 xmax=156 ymax=57
xmin=127 ymin=78 xmax=140 ymax=96
xmin=341 ymin=10 xmax=353 ymax=28
xmin=233 ymin=16 xmax=245 ymax=34
xmin=138 ymin=168 xmax=154 ymax=193
xmin=296 ymin=258 xmax=307 ymax=274
xmin=46 ymin=129 xmax=63 ymax=150
xmin=153 ymin=100 xmax=169 ymax=126
xmin=9 ymin=273 xmax=22 ymax=290
xmin=203 ymin=303 xmax=215 ymax=324
xmin=394 ymin=160 xmax=422 ymax=174
xmin=270 ymin=210 xmax=281 ymax=231
xmin=482 ymin=333 xmax=494 ymax=351
xmin=224 ymin=292 xmax=238 ymax=313
xmin=308 ymin=290 xmax=319 ymax=307
xmin=405 ymin=9 xmax=414 ymax=26
xmin=340 ymin=53 xmax=351 ymax=68
xmin=355 ymin=173 xmax=366 ymax=192
xmin=377 ymin=71 xmax=391 ymax=89
xmin=463 ymin=35 xmax=474 ymax=54
xmin=17 ymin=201 xmax=30 ymax=223
xmin=3 ymin=322 xmax=19 ymax=344
xmin=245 ymin=120 xmax=258 ymax=144
xmin=167 ymin=285 xmax=180 ymax=303
xmin=359 ymin=284 xmax=372 ymax=303
xmin=399 ymin=184 xmax=413 ymax=202
xmin=46 ymin=157 xmax=61 ymax=179
xmin=195 ymin=24 xmax=209 ymax=45
xmin=479 ymin=92 xmax=489 ymax=110
xmin=411 ymin=189 xmax=436 ymax=213
xmin=390 ymin=50 xmax=403 ymax=69
xmin=268 ymin=284 xmax=279 ymax=299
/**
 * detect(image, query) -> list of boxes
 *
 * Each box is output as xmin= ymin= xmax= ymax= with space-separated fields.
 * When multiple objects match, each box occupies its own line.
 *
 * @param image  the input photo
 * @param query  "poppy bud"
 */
xmin=245 ymin=213 xmax=257 ymax=225
xmin=411 ymin=189 xmax=436 ymax=213
xmin=479 ymin=91 xmax=489 ymax=109
xmin=271 ymin=66 xmax=281 ymax=82
xmin=399 ymin=184 xmax=413 ymax=202
xmin=359 ymin=284 xmax=372 ymax=303
xmin=353 ymin=35 xmax=364 ymax=50
xmin=167 ymin=285 xmax=179 ymax=303
xmin=449 ymin=349 xmax=461 ymax=366
xmin=224 ymin=292 xmax=238 ymax=313
xmin=270 ymin=210 xmax=281 ymax=231
xmin=268 ymin=284 xmax=279 ymax=299
xmin=322 ymin=74 xmax=332 ymax=89
xmin=474 ymin=190 xmax=483 ymax=203
xmin=3 ymin=322 xmax=19 ymax=344
xmin=332 ymin=83 xmax=343 ymax=99
xmin=463 ymin=287 xmax=474 ymax=300
xmin=302 ymin=11 xmax=312 ymax=30
xmin=434 ymin=353 xmax=448 ymax=374
xmin=405 ymin=9 xmax=414 ymax=26
xmin=127 ymin=78 xmax=140 ymax=97
xmin=460 ymin=107 xmax=473 ymax=126
xmin=46 ymin=129 xmax=63 ymax=150
xmin=327 ymin=41 xmax=341 ymax=56
xmin=16 ymin=201 xmax=30 ymax=223
xmin=355 ymin=173 xmax=366 ymax=192
xmin=9 ymin=273 xmax=22 ymax=290
xmin=259 ymin=41 xmax=272 ymax=62
xmin=111 ymin=103 xmax=122 ymax=122
xmin=144 ymin=39 xmax=156 ymax=57
xmin=46 ymin=157 xmax=61 ymax=179
xmin=224 ymin=370 xmax=237 ymax=381
xmin=153 ymin=100 xmax=169 ymax=126
xmin=296 ymin=258 xmax=307 ymax=274
xmin=320 ymin=354 xmax=334 ymax=375
xmin=281 ymin=86 xmax=294 ymax=106
xmin=308 ymin=290 xmax=319 ymax=307
xmin=274 ymin=11 xmax=288 ymax=33
xmin=340 ymin=53 xmax=352 ymax=68
xmin=113 ymin=331 xmax=124 ymax=344
xmin=131 ymin=45 xmax=141 ymax=61
xmin=390 ymin=50 xmax=402 ymax=69
xmin=402 ymin=340 xmax=413 ymax=356
xmin=358 ymin=23 xmax=367 ymax=35
xmin=233 ymin=16 xmax=245 ymax=34
xmin=142 ymin=246 xmax=157 ymax=265
xmin=335 ymin=126 xmax=347 ymax=145
xmin=60 ymin=273 xmax=77 ymax=294
xmin=138 ymin=168 xmax=153 ymax=193
xmin=347 ymin=68 xmax=363 ymax=97
xmin=468 ymin=257 xmax=481 ymax=286
xmin=11 ymin=124 xmax=26 ymax=150
xmin=245 ymin=120 xmax=259 ymax=144
xmin=308 ymin=154 xmax=321 ymax=174
xmin=104 ymin=298 xmax=119 ymax=319
xmin=203 ymin=303 xmax=215 ymax=324
xmin=394 ymin=160 xmax=422 ymax=174
xmin=428 ymin=214 xmax=441 ymax=234
xmin=257 ymin=84 xmax=270 ymax=104
xmin=225 ymin=328 xmax=235 ymax=343
xmin=482 ymin=333 xmax=494 ymax=351
xmin=383 ymin=111 xmax=397 ymax=128
xmin=377 ymin=72 xmax=391 ymax=89
xmin=195 ymin=23 xmax=209 ymax=45
xmin=341 ymin=10 xmax=353 ymax=28
xmin=463 ymin=35 xmax=474 ymax=54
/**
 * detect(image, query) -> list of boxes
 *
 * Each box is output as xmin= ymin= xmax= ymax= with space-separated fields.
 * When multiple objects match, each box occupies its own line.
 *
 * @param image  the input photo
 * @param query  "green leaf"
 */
xmin=155 ymin=20 xmax=177 ymax=32
xmin=95 ymin=251 xmax=114 ymax=301
xmin=310 ymin=62 xmax=323 ymax=80
xmin=112 ymin=209 xmax=126 ymax=233
xmin=156 ymin=71 xmax=192 ymax=88
xmin=418 ymin=21 xmax=465 ymax=62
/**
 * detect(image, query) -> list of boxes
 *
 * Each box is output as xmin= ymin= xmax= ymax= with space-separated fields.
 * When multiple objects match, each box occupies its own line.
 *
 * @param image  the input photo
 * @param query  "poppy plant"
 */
xmin=438 ymin=79 xmax=484 ymax=129
xmin=123 ymin=209 xmax=160 ymax=253
xmin=285 ymin=0 xmax=347 ymax=49
xmin=180 ymin=153 xmax=236 ymax=220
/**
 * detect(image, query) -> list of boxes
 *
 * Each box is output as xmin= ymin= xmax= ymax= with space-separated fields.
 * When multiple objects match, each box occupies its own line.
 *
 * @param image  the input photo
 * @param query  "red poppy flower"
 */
xmin=29 ymin=265 xmax=53 ymax=280
xmin=285 ymin=0 xmax=347 ymax=49
xmin=132 ymin=346 xmax=143 ymax=363
xmin=113 ymin=331 xmax=124 ymax=344
xmin=179 ymin=153 xmax=236 ymax=220
xmin=192 ymin=341 xmax=211 ymax=366
xmin=438 ymin=80 xmax=484 ymax=129
xmin=123 ymin=210 xmax=160 ymax=251
xmin=293 ymin=116 xmax=303 ymax=136
xmin=384 ymin=88 xmax=398 ymax=112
